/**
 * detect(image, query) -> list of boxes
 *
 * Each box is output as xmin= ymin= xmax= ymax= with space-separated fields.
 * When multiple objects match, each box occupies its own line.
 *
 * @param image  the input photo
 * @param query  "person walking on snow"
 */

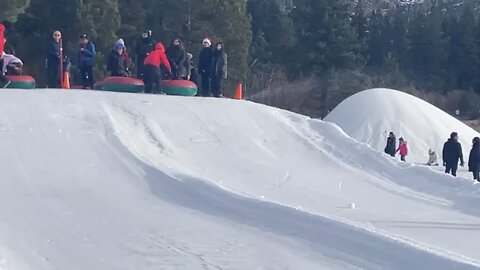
xmin=210 ymin=42 xmax=227 ymax=98
xmin=135 ymin=30 xmax=156 ymax=79
xmin=45 ymin=30 xmax=63 ymax=88
xmin=396 ymin=137 xmax=408 ymax=162
xmin=76 ymin=34 xmax=96 ymax=89
xmin=198 ymin=38 xmax=213 ymax=96
xmin=442 ymin=132 xmax=464 ymax=177
xmin=166 ymin=38 xmax=187 ymax=80
xmin=384 ymin=132 xmax=396 ymax=157
xmin=426 ymin=149 xmax=438 ymax=166
xmin=143 ymin=42 xmax=172 ymax=94
xmin=0 ymin=23 xmax=11 ymax=88
xmin=468 ymin=137 xmax=480 ymax=182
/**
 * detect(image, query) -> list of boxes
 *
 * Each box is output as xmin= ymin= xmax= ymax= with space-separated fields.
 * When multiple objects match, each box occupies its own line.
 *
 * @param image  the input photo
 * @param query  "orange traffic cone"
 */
xmin=62 ymin=71 xmax=70 ymax=89
xmin=233 ymin=83 xmax=243 ymax=100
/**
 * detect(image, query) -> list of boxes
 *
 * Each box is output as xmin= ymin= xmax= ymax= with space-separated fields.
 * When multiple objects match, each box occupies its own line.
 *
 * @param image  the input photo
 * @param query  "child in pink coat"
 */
xmin=396 ymin=137 xmax=408 ymax=162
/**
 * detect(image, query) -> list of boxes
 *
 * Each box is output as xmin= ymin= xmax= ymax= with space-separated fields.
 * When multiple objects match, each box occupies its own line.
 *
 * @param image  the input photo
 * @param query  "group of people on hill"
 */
xmin=0 ymin=25 xmax=228 ymax=97
xmin=385 ymin=131 xmax=480 ymax=182
xmin=0 ymin=23 xmax=23 ymax=88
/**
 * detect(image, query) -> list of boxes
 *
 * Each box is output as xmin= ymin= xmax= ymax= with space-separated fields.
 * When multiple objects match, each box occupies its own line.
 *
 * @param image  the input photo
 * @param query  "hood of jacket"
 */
xmin=155 ymin=43 xmax=165 ymax=52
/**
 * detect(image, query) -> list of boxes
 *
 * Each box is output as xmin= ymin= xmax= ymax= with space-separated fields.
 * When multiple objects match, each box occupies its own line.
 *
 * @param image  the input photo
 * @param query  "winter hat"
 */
xmin=399 ymin=137 xmax=404 ymax=142
xmin=473 ymin=137 xmax=480 ymax=144
xmin=202 ymin=38 xmax=211 ymax=46
xmin=450 ymin=132 xmax=458 ymax=139
xmin=116 ymin=38 xmax=125 ymax=46
xmin=114 ymin=42 xmax=124 ymax=51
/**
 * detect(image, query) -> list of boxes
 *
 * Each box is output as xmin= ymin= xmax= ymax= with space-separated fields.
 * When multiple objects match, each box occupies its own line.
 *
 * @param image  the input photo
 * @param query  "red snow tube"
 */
xmin=96 ymin=77 xmax=145 ymax=93
xmin=5 ymin=75 xmax=36 ymax=89
xmin=161 ymin=80 xmax=197 ymax=96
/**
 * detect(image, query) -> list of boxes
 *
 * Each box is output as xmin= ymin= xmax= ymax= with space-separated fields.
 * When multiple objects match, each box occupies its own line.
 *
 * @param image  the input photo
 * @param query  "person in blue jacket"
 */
xmin=76 ymin=34 xmax=96 ymax=89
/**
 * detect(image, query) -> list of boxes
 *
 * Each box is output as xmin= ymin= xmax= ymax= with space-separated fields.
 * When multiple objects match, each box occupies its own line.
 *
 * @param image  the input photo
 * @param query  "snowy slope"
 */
xmin=325 ymin=88 xmax=480 ymax=163
xmin=1 ymin=89 xmax=480 ymax=269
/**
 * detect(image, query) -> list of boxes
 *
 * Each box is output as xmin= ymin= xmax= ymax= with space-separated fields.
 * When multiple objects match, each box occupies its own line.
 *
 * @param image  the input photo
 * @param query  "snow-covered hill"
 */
xmin=325 ymin=88 xmax=480 ymax=163
xmin=1 ymin=89 xmax=480 ymax=269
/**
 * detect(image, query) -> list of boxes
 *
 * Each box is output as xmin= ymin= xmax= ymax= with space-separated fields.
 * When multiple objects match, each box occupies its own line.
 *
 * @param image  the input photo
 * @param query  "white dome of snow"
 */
xmin=324 ymin=88 xmax=480 ymax=163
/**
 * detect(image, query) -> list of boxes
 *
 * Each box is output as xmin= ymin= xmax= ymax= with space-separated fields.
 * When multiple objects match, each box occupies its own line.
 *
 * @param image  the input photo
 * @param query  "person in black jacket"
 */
xmin=166 ymin=38 xmax=187 ymax=80
xmin=468 ymin=137 xmax=480 ymax=182
xmin=384 ymin=132 xmax=396 ymax=157
xmin=46 ymin=30 xmax=63 ymax=88
xmin=198 ymin=38 xmax=213 ymax=96
xmin=210 ymin=42 xmax=227 ymax=98
xmin=107 ymin=43 xmax=128 ymax=77
xmin=135 ymin=30 xmax=156 ymax=79
xmin=442 ymin=132 xmax=464 ymax=177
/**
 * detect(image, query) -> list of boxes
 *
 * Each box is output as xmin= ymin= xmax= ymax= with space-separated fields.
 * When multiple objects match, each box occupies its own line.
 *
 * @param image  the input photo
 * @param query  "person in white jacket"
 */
xmin=426 ymin=149 xmax=439 ymax=166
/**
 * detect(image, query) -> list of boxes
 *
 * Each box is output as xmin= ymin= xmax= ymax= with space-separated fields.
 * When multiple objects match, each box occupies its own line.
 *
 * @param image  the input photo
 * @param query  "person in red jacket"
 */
xmin=396 ymin=137 xmax=408 ymax=162
xmin=143 ymin=42 xmax=172 ymax=94
xmin=0 ymin=23 xmax=10 ymax=88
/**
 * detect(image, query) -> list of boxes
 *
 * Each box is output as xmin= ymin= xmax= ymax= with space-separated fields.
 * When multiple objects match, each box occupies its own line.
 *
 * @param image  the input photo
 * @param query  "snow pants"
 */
xmin=143 ymin=65 xmax=163 ymax=94
xmin=211 ymin=76 xmax=223 ymax=97
xmin=200 ymin=72 xmax=211 ymax=96
xmin=80 ymin=65 xmax=94 ymax=89
xmin=445 ymin=163 xmax=458 ymax=177
xmin=47 ymin=62 xmax=61 ymax=88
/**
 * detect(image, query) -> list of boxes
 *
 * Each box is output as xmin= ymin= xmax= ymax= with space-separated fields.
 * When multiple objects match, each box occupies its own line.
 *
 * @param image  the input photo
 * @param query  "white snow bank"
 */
xmin=0 ymin=89 xmax=480 ymax=269
xmin=324 ymin=88 xmax=480 ymax=163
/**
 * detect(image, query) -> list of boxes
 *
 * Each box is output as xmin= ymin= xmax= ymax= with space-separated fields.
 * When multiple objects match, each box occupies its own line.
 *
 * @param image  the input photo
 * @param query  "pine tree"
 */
xmin=408 ymin=3 xmax=447 ymax=89
xmin=248 ymin=0 xmax=294 ymax=64
xmin=0 ymin=0 xmax=31 ymax=22
xmin=447 ymin=2 xmax=480 ymax=91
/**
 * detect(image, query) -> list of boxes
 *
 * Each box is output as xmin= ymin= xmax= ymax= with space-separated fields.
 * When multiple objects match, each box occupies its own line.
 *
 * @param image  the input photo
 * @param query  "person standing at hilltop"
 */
xmin=384 ymin=132 xmax=396 ymax=157
xmin=198 ymin=38 xmax=213 ymax=96
xmin=210 ymin=42 xmax=227 ymax=98
xmin=45 ymin=30 xmax=63 ymax=88
xmin=442 ymin=132 xmax=464 ymax=177
xmin=468 ymin=137 xmax=480 ymax=182
xmin=143 ymin=42 xmax=172 ymax=94
xmin=166 ymin=38 xmax=187 ymax=80
xmin=135 ymin=30 xmax=156 ymax=79
xmin=0 ymin=23 xmax=11 ymax=88
xmin=76 ymin=34 xmax=96 ymax=89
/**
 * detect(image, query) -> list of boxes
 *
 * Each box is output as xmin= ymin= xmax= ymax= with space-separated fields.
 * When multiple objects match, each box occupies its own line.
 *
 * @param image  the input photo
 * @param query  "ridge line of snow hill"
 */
xmin=102 ymin=96 xmax=480 ymax=267
xmin=3 ymin=89 xmax=480 ymax=269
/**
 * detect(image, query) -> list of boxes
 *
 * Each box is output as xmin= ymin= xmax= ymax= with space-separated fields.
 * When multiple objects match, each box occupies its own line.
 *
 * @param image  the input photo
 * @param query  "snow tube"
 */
xmin=5 ymin=75 xmax=36 ymax=89
xmin=98 ymin=77 xmax=144 ymax=93
xmin=162 ymin=80 xmax=197 ymax=96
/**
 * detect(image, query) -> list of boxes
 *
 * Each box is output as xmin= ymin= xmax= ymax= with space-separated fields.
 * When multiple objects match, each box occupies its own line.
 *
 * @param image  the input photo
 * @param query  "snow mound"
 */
xmin=1 ymin=89 xmax=480 ymax=269
xmin=325 ymin=88 xmax=480 ymax=163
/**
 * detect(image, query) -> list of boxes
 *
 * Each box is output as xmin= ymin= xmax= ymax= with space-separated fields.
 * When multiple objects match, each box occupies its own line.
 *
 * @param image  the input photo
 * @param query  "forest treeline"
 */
xmin=1 ymin=0 xmax=480 ymax=117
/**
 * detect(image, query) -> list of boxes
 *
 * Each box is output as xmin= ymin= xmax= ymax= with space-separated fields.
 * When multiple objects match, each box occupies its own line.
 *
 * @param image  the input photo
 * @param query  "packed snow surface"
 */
xmin=1 ymin=89 xmax=480 ymax=269
xmin=325 ymin=88 xmax=480 ymax=163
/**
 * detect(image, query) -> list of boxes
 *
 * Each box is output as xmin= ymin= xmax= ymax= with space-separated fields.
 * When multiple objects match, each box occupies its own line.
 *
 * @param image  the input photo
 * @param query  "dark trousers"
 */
xmin=143 ymin=65 xmax=162 ymax=94
xmin=400 ymin=155 xmax=406 ymax=162
xmin=0 ymin=74 xmax=9 ymax=88
xmin=136 ymin=57 xmax=145 ymax=79
xmin=473 ymin=170 xmax=480 ymax=181
xmin=80 ymin=65 xmax=94 ymax=89
xmin=47 ymin=63 xmax=61 ymax=88
xmin=445 ymin=163 xmax=458 ymax=177
xmin=200 ymin=73 xmax=211 ymax=96
xmin=211 ymin=76 xmax=223 ymax=97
